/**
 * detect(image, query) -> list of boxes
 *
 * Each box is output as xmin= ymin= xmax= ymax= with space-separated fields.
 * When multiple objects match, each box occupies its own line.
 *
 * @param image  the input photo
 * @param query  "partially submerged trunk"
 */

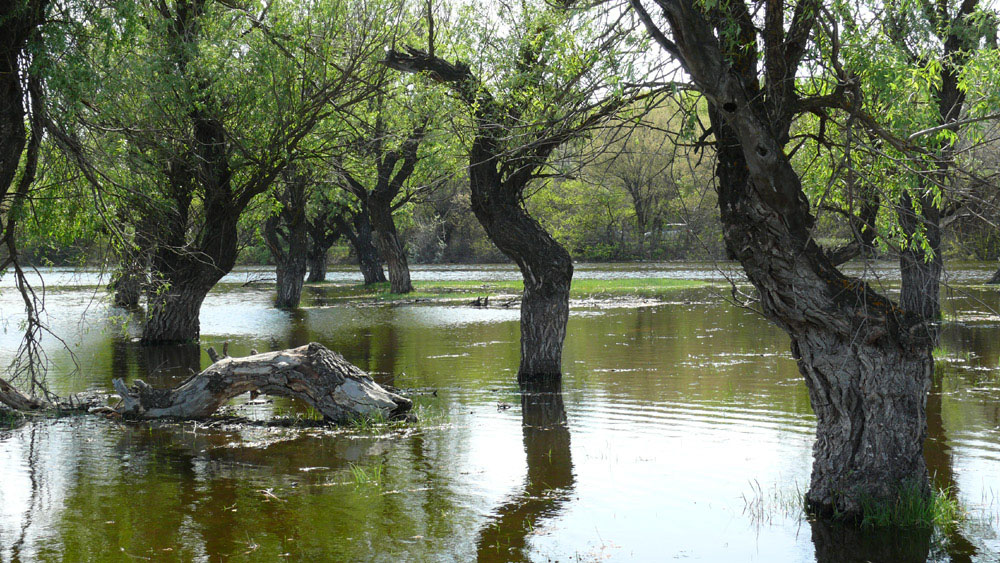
xmin=899 ymin=191 xmax=943 ymax=324
xmin=337 ymin=210 xmax=386 ymax=285
xmin=370 ymin=201 xmax=413 ymax=294
xmin=113 ymin=343 xmax=412 ymax=423
xmin=143 ymin=276 xmax=217 ymax=344
xmin=630 ymin=0 xmax=935 ymax=519
xmin=473 ymin=192 xmax=572 ymax=382
xmin=306 ymin=246 xmax=328 ymax=283
xmin=264 ymin=167 xmax=310 ymax=309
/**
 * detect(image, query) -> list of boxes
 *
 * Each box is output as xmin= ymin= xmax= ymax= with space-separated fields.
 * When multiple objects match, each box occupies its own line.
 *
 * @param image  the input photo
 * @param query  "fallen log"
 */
xmin=112 ymin=343 xmax=413 ymax=423
xmin=0 ymin=377 xmax=46 ymax=411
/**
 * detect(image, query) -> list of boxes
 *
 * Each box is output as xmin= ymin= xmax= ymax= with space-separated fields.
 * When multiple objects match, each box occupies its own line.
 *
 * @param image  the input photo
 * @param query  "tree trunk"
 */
xmin=112 ymin=269 xmax=143 ymax=310
xmin=112 ymin=246 xmax=148 ymax=310
xmin=709 ymin=110 xmax=934 ymax=520
xmin=306 ymin=247 xmax=328 ymax=283
xmin=142 ymin=278 xmax=215 ymax=344
xmin=274 ymin=251 xmax=307 ymax=309
xmin=470 ymin=172 xmax=572 ymax=383
xmin=370 ymin=202 xmax=413 ymax=294
xmin=350 ymin=210 xmax=386 ymax=285
xmin=899 ymin=189 xmax=943 ymax=327
xmin=113 ymin=342 xmax=412 ymax=423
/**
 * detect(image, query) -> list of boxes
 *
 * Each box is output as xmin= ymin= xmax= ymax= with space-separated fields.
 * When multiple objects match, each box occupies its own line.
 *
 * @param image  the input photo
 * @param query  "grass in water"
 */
xmin=348 ymin=410 xmax=388 ymax=431
xmin=859 ymin=484 xmax=965 ymax=529
xmin=314 ymin=278 xmax=706 ymax=302
xmin=348 ymin=463 xmax=384 ymax=486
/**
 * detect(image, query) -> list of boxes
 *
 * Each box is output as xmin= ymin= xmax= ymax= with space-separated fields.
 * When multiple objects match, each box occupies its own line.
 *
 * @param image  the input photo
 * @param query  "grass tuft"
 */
xmin=859 ymin=483 xmax=965 ymax=529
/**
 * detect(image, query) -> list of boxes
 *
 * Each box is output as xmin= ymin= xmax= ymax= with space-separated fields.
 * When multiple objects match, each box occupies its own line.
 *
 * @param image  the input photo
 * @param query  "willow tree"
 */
xmin=387 ymin=0 xmax=646 ymax=382
xmin=0 ymin=0 xmax=50 ymax=410
xmin=629 ymin=0 xmax=998 ymax=518
xmin=48 ymin=0 xmax=382 ymax=343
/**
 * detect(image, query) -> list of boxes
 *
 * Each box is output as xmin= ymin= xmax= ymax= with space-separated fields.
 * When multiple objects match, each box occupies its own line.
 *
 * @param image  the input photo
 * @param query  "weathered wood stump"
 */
xmin=112 ymin=343 xmax=412 ymax=423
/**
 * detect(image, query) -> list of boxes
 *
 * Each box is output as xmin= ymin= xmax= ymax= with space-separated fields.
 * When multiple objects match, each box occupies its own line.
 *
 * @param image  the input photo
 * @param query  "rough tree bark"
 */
xmin=113 ymin=343 xmax=412 ymax=422
xmin=633 ymin=0 xmax=936 ymax=518
xmin=264 ymin=167 xmax=309 ymax=308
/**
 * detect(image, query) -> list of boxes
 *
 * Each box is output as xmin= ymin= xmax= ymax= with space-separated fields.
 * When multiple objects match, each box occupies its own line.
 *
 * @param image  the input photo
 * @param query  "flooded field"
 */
xmin=1 ymin=262 xmax=998 ymax=561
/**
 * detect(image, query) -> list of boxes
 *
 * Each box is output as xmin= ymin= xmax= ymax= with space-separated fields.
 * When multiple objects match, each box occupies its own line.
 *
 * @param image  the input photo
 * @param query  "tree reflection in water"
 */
xmin=477 ymin=380 xmax=574 ymax=562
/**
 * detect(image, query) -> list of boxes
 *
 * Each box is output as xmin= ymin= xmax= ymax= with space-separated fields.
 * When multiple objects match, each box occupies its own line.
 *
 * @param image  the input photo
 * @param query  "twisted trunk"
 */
xmin=469 ymin=150 xmax=572 ymax=383
xmin=113 ymin=343 xmax=412 ymax=423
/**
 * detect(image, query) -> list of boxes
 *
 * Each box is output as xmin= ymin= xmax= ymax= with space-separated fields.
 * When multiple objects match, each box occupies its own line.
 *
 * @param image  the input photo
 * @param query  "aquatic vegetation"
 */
xmin=858 ymin=484 xmax=965 ymax=529
xmin=348 ymin=462 xmax=384 ymax=487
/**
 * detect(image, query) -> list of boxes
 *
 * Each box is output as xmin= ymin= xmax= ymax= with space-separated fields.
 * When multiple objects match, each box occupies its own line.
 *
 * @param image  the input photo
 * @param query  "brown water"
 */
xmin=1 ymin=263 xmax=999 ymax=562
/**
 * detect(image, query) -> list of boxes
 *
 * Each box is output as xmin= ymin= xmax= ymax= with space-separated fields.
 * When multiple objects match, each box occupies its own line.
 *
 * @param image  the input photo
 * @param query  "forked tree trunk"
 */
xmin=113 ymin=343 xmax=412 ymax=423
xmin=370 ymin=203 xmax=413 ymax=294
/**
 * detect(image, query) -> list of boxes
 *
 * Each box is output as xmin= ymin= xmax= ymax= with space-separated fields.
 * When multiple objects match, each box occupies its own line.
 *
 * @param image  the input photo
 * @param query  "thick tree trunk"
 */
xmin=142 ymin=279 xmax=215 ymax=344
xmin=274 ymin=253 xmax=307 ymax=309
xmin=306 ymin=247 xmax=328 ymax=283
xmin=370 ymin=203 xmax=412 ymax=294
xmin=113 ymin=343 xmax=412 ymax=423
xmin=710 ymin=109 xmax=934 ymax=519
xmin=112 ymin=247 xmax=147 ymax=310
xmin=470 ymin=172 xmax=572 ymax=383
xmin=349 ymin=211 xmax=386 ymax=285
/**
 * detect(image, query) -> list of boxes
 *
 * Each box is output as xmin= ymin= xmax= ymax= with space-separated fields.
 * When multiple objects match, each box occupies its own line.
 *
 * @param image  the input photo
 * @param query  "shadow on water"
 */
xmin=476 ymin=380 xmax=573 ymax=562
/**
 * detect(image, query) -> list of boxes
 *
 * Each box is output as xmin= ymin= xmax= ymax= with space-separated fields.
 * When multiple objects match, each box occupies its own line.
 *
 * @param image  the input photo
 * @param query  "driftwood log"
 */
xmin=112 ymin=343 xmax=412 ymax=423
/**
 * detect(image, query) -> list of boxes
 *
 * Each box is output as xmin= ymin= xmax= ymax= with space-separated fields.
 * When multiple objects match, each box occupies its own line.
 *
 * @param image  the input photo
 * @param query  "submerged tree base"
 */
xmin=112 ymin=343 xmax=412 ymax=423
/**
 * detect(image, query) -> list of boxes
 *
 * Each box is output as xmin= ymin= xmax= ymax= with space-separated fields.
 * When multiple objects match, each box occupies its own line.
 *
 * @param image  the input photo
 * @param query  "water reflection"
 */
xmin=476 ymin=381 xmax=573 ymax=562
xmin=810 ymin=519 xmax=931 ymax=563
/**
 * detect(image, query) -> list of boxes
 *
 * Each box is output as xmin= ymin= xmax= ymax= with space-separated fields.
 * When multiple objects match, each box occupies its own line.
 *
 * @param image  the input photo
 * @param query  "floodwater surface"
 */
xmin=0 ymin=263 xmax=998 ymax=562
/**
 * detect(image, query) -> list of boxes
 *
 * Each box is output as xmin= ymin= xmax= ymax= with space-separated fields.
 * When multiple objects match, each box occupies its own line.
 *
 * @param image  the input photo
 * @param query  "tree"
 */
xmin=628 ymin=0 xmax=973 ymax=518
xmin=0 ymin=0 xmax=52 ymax=410
xmin=387 ymin=0 xmax=646 ymax=382
xmin=48 ymin=0 xmax=382 ymax=343
xmin=330 ymin=106 xmax=428 ymax=294
xmin=263 ymin=165 xmax=310 ymax=308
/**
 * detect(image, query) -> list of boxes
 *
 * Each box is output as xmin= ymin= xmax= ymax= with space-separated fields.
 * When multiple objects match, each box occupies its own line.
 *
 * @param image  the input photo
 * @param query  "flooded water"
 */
xmin=1 ymin=263 xmax=999 ymax=562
